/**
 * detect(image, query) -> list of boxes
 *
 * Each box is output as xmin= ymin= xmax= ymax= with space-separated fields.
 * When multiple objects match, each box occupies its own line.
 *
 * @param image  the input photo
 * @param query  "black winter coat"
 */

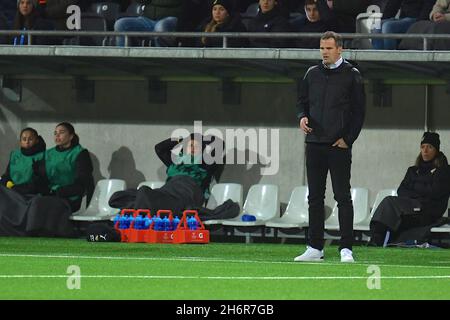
xmin=247 ymin=5 xmax=292 ymax=48
xmin=383 ymin=0 xmax=435 ymax=20
xmin=296 ymin=60 xmax=366 ymax=147
xmin=397 ymin=155 xmax=450 ymax=221
xmin=196 ymin=14 xmax=248 ymax=48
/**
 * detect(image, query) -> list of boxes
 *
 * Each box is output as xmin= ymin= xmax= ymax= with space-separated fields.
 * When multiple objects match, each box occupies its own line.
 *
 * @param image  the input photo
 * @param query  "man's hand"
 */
xmin=433 ymin=12 xmax=445 ymax=22
xmin=299 ymin=117 xmax=313 ymax=134
xmin=332 ymin=138 xmax=349 ymax=148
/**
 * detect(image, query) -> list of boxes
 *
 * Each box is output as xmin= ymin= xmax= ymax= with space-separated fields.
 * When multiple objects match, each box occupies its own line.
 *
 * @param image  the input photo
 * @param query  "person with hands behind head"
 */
xmin=109 ymin=133 xmax=224 ymax=214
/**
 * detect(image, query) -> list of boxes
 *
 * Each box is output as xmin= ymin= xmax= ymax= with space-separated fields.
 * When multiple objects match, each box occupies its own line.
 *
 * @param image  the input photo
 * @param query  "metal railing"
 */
xmin=1 ymin=30 xmax=450 ymax=50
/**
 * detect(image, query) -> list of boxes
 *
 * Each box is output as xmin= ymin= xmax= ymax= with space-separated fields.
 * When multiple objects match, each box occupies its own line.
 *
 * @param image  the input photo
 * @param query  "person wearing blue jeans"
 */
xmin=372 ymin=0 xmax=435 ymax=49
xmin=114 ymin=16 xmax=178 ymax=47
xmin=372 ymin=17 xmax=417 ymax=49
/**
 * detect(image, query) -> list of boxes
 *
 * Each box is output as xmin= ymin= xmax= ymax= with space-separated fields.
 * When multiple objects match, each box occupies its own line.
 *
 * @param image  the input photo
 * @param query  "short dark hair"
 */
xmin=305 ymin=0 xmax=316 ymax=6
xmin=320 ymin=31 xmax=343 ymax=48
xmin=20 ymin=127 xmax=38 ymax=138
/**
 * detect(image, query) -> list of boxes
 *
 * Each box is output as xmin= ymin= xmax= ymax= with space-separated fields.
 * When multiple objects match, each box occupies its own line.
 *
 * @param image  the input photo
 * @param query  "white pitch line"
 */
xmin=1 ymin=253 xmax=450 ymax=270
xmin=0 ymin=274 xmax=450 ymax=280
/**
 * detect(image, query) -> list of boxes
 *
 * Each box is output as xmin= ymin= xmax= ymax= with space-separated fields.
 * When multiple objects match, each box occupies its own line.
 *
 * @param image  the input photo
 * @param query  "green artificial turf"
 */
xmin=0 ymin=237 xmax=449 ymax=300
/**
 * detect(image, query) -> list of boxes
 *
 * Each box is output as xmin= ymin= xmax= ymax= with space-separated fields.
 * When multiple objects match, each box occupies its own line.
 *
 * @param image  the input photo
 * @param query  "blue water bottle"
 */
xmin=113 ymin=213 xmax=121 ymax=226
xmin=153 ymin=216 xmax=162 ymax=231
xmin=172 ymin=216 xmax=180 ymax=230
xmin=188 ymin=216 xmax=198 ymax=230
xmin=162 ymin=216 xmax=170 ymax=231
xmin=143 ymin=216 xmax=151 ymax=229
xmin=134 ymin=215 xmax=143 ymax=229
xmin=118 ymin=215 xmax=127 ymax=229
xmin=126 ymin=215 xmax=134 ymax=229
xmin=192 ymin=217 xmax=198 ymax=230
xmin=20 ymin=28 xmax=26 ymax=45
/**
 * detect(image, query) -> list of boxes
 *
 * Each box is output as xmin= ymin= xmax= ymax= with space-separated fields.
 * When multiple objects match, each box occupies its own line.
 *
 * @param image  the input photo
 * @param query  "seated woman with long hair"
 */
xmin=369 ymin=132 xmax=450 ymax=246
xmin=196 ymin=0 xmax=248 ymax=48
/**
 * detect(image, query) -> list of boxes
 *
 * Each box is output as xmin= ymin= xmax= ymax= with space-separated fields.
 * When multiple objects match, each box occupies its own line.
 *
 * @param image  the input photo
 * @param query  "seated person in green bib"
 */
xmin=38 ymin=122 xmax=94 ymax=213
xmin=0 ymin=126 xmax=78 ymax=237
xmin=109 ymin=133 xmax=224 ymax=214
xmin=0 ymin=127 xmax=46 ymax=195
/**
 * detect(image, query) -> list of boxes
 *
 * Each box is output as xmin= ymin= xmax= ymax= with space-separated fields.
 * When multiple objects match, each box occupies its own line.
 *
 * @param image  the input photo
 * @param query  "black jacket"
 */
xmin=196 ymin=13 xmax=248 ymax=48
xmin=330 ymin=0 xmax=370 ymax=33
xmin=296 ymin=0 xmax=338 ymax=48
xmin=297 ymin=60 xmax=366 ymax=147
xmin=397 ymin=154 xmax=450 ymax=221
xmin=383 ymin=0 xmax=435 ymax=20
xmin=247 ymin=5 xmax=292 ymax=48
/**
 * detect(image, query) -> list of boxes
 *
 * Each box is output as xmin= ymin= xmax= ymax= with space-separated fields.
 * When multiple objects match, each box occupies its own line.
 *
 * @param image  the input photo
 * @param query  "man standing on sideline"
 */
xmin=295 ymin=31 xmax=365 ymax=263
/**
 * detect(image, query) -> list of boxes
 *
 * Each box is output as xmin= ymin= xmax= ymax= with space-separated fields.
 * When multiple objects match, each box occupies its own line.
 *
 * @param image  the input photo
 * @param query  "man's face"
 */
xmin=320 ymin=38 xmax=342 ymax=65
xmin=305 ymin=4 xmax=320 ymax=22
xmin=259 ymin=0 xmax=276 ymax=14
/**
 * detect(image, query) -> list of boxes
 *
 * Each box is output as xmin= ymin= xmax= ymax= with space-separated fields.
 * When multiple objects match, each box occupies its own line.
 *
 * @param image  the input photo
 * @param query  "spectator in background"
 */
xmin=326 ymin=0 xmax=370 ymax=33
xmin=114 ymin=0 xmax=183 ymax=47
xmin=196 ymin=0 xmax=248 ymax=48
xmin=12 ymin=0 xmax=54 ymax=45
xmin=0 ymin=128 xmax=46 ymax=195
xmin=430 ymin=0 xmax=450 ymax=21
xmin=247 ymin=0 xmax=292 ymax=48
xmin=295 ymin=0 xmax=338 ymax=48
xmin=369 ymin=132 xmax=450 ymax=246
xmin=399 ymin=0 xmax=450 ymax=50
xmin=372 ymin=0 xmax=435 ymax=49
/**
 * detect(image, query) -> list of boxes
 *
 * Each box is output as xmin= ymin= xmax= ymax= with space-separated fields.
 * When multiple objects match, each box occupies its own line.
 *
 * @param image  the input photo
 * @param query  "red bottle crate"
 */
xmin=145 ymin=210 xmax=175 ymax=244
xmin=173 ymin=210 xmax=209 ymax=244
xmin=115 ymin=209 xmax=135 ymax=242
xmin=128 ymin=209 xmax=151 ymax=243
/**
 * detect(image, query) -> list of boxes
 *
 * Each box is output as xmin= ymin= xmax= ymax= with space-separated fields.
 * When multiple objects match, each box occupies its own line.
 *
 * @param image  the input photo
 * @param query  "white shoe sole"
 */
xmin=294 ymin=257 xmax=324 ymax=262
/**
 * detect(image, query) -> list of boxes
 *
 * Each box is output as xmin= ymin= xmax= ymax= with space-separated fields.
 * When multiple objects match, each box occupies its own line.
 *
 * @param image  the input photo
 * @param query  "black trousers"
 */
xmin=306 ymin=143 xmax=354 ymax=251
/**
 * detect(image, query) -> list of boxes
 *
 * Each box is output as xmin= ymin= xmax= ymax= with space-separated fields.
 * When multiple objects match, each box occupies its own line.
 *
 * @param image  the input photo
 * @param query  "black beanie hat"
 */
xmin=211 ymin=0 xmax=233 ymax=13
xmin=421 ymin=132 xmax=440 ymax=151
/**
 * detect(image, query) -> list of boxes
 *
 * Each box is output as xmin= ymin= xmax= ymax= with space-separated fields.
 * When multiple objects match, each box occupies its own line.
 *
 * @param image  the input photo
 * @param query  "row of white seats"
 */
xmin=205 ymin=184 xmax=450 ymax=234
xmin=69 ymin=179 xmax=450 ymax=234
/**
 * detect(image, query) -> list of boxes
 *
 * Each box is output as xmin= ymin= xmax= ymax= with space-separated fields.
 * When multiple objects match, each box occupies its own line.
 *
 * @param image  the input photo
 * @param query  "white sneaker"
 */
xmin=340 ymin=248 xmax=355 ymax=263
xmin=294 ymin=246 xmax=324 ymax=262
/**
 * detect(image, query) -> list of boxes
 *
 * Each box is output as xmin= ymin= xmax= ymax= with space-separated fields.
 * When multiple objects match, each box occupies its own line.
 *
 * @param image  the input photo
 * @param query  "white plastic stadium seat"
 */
xmin=222 ymin=184 xmax=279 ymax=227
xmin=203 ymin=183 xmax=244 ymax=225
xmin=354 ymin=10 xmax=383 ymax=49
xmin=354 ymin=188 xmax=397 ymax=231
xmin=430 ymin=198 xmax=450 ymax=233
xmin=266 ymin=186 xmax=309 ymax=229
xmin=137 ymin=181 xmax=165 ymax=189
xmin=71 ymin=179 xmax=127 ymax=221
xmin=325 ymin=188 xmax=370 ymax=231
xmin=71 ymin=195 xmax=87 ymax=216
